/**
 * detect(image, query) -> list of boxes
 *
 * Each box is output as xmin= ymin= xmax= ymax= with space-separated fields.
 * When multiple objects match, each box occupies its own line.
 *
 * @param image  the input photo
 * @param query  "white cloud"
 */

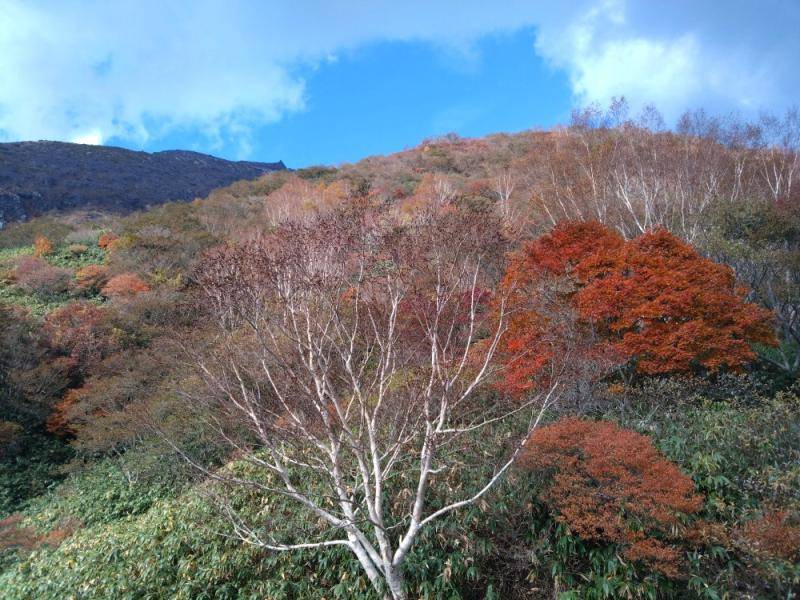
xmin=70 ymin=130 xmax=104 ymax=145
xmin=0 ymin=0 xmax=797 ymax=152
xmin=571 ymin=34 xmax=699 ymax=111
xmin=0 ymin=1 xmax=546 ymax=149
xmin=534 ymin=0 xmax=800 ymax=121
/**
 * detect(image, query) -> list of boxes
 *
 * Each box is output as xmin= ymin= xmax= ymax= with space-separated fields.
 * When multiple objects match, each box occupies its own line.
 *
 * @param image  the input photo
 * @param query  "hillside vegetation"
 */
xmin=0 ymin=103 xmax=798 ymax=598
xmin=0 ymin=141 xmax=285 ymax=226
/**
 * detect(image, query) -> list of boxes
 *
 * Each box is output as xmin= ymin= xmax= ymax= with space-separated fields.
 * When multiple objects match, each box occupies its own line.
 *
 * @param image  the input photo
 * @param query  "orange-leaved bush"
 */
xmin=101 ymin=272 xmax=150 ymax=299
xmin=518 ymin=418 xmax=704 ymax=579
xmin=97 ymin=232 xmax=119 ymax=250
xmin=496 ymin=221 xmax=775 ymax=394
xmin=33 ymin=235 xmax=53 ymax=257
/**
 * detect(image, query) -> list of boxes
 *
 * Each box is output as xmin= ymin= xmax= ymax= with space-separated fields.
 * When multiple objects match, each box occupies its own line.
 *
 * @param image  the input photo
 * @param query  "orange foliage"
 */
xmin=397 ymin=173 xmax=458 ymax=215
xmin=575 ymin=227 xmax=776 ymax=374
xmin=497 ymin=222 xmax=775 ymax=393
xmin=32 ymin=235 xmax=53 ymax=257
xmin=101 ymin=272 xmax=150 ymax=299
xmin=262 ymin=176 xmax=351 ymax=227
xmin=75 ymin=264 xmax=108 ymax=292
xmin=519 ymin=418 xmax=704 ymax=578
xmin=97 ymin=232 xmax=119 ymax=249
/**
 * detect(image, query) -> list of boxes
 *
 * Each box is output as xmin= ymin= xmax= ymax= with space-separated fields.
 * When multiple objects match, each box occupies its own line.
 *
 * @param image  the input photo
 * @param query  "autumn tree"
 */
xmin=101 ymin=272 xmax=150 ymax=299
xmin=46 ymin=342 xmax=174 ymax=447
xmin=518 ymin=418 xmax=704 ymax=579
xmin=497 ymin=221 xmax=775 ymax=394
xmin=259 ymin=175 xmax=351 ymax=229
xmin=579 ymin=226 xmax=775 ymax=374
xmin=173 ymin=202 xmax=555 ymax=599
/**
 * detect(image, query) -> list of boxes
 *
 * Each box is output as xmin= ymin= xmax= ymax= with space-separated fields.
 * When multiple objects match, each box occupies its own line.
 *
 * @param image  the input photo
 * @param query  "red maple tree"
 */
xmin=519 ymin=418 xmax=704 ymax=578
xmin=496 ymin=222 xmax=775 ymax=393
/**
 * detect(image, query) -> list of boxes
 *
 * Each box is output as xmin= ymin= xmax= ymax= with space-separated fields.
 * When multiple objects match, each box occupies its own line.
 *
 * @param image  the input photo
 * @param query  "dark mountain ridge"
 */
xmin=0 ymin=141 xmax=285 ymax=226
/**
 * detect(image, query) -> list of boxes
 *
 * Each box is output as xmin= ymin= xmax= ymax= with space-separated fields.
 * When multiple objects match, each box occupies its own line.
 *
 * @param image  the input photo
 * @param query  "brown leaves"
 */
xmin=0 ymin=514 xmax=81 ymax=556
xmin=13 ymin=256 xmax=72 ymax=298
xmin=101 ymin=272 xmax=150 ymax=300
xmin=519 ymin=418 xmax=704 ymax=578
xmin=43 ymin=302 xmax=115 ymax=371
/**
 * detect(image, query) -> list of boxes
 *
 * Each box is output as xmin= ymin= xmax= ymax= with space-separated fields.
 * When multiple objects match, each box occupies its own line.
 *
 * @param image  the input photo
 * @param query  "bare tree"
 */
xmin=533 ymin=103 xmax=800 ymax=244
xmin=494 ymin=171 xmax=515 ymax=221
xmin=171 ymin=203 xmax=554 ymax=598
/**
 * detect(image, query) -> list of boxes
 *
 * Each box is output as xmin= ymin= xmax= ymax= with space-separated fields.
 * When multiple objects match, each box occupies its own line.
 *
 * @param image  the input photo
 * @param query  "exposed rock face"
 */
xmin=0 ymin=141 xmax=286 ymax=226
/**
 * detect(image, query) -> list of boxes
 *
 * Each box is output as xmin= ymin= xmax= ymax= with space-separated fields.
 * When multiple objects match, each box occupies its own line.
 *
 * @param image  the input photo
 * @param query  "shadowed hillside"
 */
xmin=0 ymin=141 xmax=285 ymax=226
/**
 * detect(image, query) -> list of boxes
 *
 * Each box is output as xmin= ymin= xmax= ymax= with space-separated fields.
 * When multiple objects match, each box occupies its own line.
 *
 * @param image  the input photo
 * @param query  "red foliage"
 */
xmin=101 ymin=272 xmax=150 ymax=299
xmin=738 ymin=510 xmax=800 ymax=562
xmin=519 ymin=418 xmax=704 ymax=578
xmin=497 ymin=222 xmax=775 ymax=393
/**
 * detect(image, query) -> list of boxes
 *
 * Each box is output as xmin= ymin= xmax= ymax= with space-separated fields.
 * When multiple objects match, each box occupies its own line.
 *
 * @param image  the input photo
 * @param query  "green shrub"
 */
xmin=0 ymin=433 xmax=72 ymax=518
xmin=612 ymin=379 xmax=800 ymax=596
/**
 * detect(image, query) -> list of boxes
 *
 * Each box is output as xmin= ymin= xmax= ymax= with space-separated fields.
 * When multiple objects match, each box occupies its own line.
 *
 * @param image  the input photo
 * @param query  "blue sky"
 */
xmin=146 ymin=30 xmax=572 ymax=165
xmin=1 ymin=1 xmax=798 ymax=167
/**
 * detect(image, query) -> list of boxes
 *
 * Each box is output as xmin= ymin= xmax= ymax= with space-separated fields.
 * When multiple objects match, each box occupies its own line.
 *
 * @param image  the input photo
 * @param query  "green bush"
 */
xmin=0 ymin=457 xmax=510 ymax=599
xmin=0 ymin=433 xmax=72 ymax=517
xmin=612 ymin=379 xmax=800 ymax=596
xmin=3 ymin=376 xmax=798 ymax=599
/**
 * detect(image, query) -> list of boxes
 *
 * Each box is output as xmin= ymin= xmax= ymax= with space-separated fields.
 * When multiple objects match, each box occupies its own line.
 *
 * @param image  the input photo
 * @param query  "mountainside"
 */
xmin=0 ymin=115 xmax=798 ymax=599
xmin=0 ymin=141 xmax=285 ymax=226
